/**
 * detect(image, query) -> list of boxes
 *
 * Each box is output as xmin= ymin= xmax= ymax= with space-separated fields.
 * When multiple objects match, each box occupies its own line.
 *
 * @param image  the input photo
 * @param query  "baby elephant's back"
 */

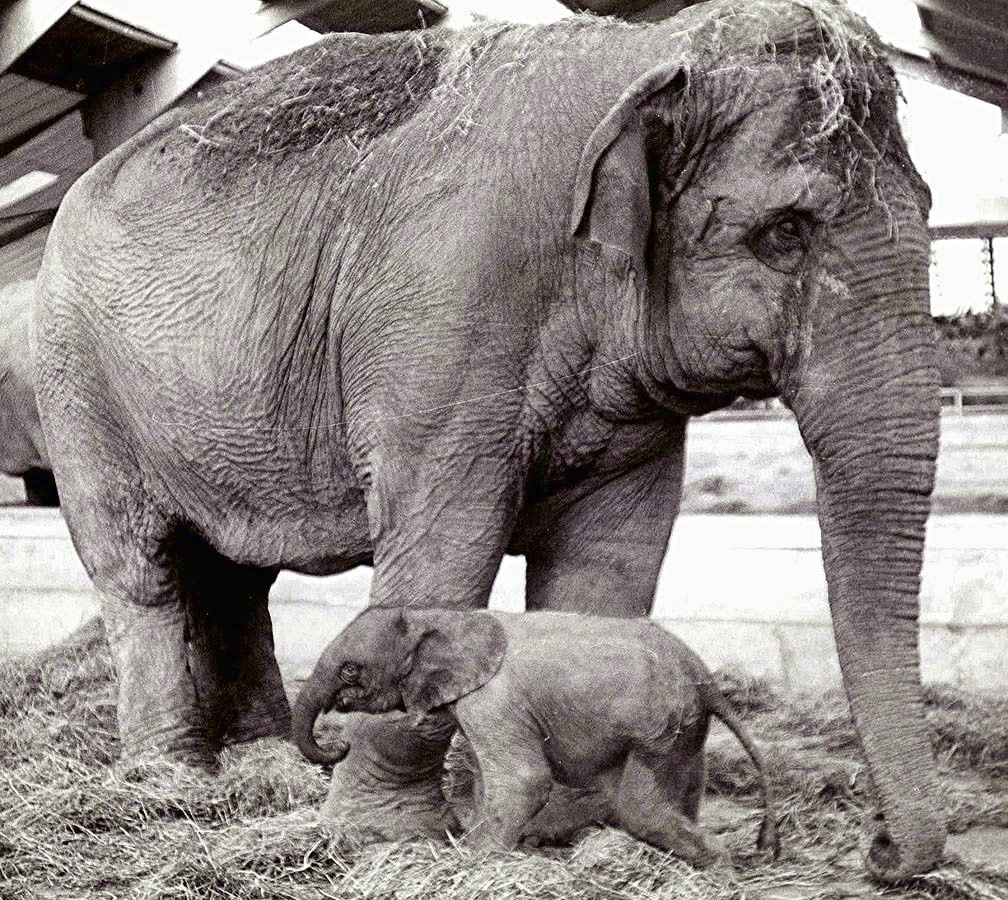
xmin=493 ymin=613 xmax=711 ymax=758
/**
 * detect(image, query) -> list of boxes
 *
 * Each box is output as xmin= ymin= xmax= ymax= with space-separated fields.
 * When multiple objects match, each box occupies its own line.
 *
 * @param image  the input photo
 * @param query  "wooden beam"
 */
xmin=931 ymin=223 xmax=1008 ymax=239
xmin=0 ymin=0 xmax=77 ymax=74
xmin=889 ymin=47 xmax=1008 ymax=109
xmin=0 ymin=208 xmax=57 ymax=249
xmin=71 ymin=5 xmax=175 ymax=50
xmin=914 ymin=0 xmax=1008 ymax=35
xmin=83 ymin=0 xmax=337 ymax=158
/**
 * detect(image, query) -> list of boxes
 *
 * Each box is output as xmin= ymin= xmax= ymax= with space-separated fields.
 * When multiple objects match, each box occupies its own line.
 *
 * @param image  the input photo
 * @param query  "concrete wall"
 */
xmin=1 ymin=508 xmax=1006 ymax=694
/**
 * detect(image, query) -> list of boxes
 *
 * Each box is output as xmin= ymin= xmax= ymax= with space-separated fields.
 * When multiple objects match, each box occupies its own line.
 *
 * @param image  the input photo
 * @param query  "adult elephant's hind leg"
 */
xmin=97 ymin=537 xmax=218 ymax=768
xmin=181 ymin=541 xmax=290 ymax=747
xmin=22 ymin=468 xmax=59 ymax=506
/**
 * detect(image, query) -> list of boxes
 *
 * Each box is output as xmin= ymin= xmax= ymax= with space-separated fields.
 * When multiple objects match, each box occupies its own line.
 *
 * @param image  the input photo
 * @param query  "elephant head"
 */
xmin=567 ymin=2 xmax=942 ymax=880
xmin=293 ymin=607 xmax=506 ymax=764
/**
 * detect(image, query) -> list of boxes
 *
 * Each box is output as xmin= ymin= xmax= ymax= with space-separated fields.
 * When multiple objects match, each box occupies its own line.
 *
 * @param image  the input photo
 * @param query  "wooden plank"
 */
xmin=83 ymin=0 xmax=339 ymax=158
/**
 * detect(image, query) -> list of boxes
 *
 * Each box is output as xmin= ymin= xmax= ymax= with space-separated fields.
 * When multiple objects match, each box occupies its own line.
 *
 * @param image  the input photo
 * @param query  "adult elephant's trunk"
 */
xmin=782 ymin=218 xmax=944 ymax=879
xmin=292 ymin=648 xmax=350 ymax=765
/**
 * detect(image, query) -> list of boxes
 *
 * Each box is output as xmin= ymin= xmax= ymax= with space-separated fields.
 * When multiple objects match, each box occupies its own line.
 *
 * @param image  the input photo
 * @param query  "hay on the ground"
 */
xmin=3 ymin=622 xmax=1007 ymax=898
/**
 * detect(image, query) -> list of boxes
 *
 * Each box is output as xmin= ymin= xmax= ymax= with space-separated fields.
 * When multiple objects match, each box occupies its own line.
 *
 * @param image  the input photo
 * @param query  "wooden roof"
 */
xmin=0 ymin=0 xmax=444 ymax=279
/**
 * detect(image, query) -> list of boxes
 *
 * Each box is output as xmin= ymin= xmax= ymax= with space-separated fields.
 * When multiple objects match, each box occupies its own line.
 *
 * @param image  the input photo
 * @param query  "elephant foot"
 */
xmin=119 ymin=706 xmax=220 ymax=772
xmin=222 ymin=685 xmax=292 ymax=746
xmin=225 ymin=709 xmax=292 ymax=746
xmin=320 ymin=712 xmax=458 ymax=841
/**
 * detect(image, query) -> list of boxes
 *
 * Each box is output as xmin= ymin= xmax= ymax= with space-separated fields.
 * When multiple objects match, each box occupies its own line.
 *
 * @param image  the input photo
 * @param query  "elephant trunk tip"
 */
xmin=864 ymin=820 xmax=946 ymax=884
xmin=297 ymin=733 xmax=350 ymax=766
xmin=292 ymin=678 xmax=350 ymax=766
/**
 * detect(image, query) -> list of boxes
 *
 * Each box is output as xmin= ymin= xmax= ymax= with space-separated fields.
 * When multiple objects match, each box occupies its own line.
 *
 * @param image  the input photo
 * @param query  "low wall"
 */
xmin=1 ymin=509 xmax=1006 ymax=694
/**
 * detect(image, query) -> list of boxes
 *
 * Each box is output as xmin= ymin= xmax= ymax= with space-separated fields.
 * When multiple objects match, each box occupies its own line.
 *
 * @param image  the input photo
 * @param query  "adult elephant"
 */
xmin=35 ymin=0 xmax=943 ymax=879
xmin=1 ymin=279 xmax=58 ymax=506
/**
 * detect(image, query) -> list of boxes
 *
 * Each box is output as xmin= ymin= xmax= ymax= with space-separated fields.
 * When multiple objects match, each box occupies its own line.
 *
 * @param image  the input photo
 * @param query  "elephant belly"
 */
xmin=540 ymin=728 xmax=628 ymax=787
xmin=188 ymin=484 xmax=373 ymax=575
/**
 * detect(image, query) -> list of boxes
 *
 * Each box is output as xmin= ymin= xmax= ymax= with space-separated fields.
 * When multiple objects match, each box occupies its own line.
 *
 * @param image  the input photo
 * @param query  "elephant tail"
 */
xmin=702 ymin=681 xmax=780 ymax=859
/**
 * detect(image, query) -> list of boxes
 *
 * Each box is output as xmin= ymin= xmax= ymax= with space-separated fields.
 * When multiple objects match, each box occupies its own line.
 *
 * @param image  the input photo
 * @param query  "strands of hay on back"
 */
xmin=3 ymin=623 xmax=1008 ymax=899
xmin=175 ymin=31 xmax=444 ymax=175
xmin=174 ymin=18 xmax=604 ymax=173
xmin=173 ymin=0 xmax=915 ymax=216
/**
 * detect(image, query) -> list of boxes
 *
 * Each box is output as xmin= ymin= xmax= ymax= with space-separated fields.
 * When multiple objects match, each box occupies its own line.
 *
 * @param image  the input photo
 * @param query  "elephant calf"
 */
xmin=293 ymin=607 xmax=779 ymax=864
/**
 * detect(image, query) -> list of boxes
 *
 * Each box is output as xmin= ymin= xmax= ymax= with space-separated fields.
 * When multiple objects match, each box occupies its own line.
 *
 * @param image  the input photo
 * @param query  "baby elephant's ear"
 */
xmin=401 ymin=612 xmax=506 ymax=718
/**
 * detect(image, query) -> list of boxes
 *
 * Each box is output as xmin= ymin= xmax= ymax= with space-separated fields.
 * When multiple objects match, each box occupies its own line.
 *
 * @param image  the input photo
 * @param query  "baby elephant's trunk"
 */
xmin=292 ymin=667 xmax=350 ymax=765
xmin=703 ymin=683 xmax=780 ymax=858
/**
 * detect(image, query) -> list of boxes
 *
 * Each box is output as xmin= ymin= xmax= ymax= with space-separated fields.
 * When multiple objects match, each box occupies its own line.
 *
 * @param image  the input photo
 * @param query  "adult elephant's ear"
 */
xmin=401 ymin=611 xmax=506 ymax=722
xmin=570 ymin=63 xmax=688 ymax=271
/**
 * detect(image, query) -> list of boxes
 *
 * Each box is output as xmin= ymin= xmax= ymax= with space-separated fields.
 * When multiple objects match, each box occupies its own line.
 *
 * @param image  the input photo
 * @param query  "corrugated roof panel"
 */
xmin=9 ymin=6 xmax=169 ymax=94
xmin=299 ymin=0 xmax=446 ymax=33
xmin=919 ymin=5 xmax=1008 ymax=87
xmin=914 ymin=0 xmax=1008 ymax=97
xmin=0 ymin=74 xmax=82 ymax=147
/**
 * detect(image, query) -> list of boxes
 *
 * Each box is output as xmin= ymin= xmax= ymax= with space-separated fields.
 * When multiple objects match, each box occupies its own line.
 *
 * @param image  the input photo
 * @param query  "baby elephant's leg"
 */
xmin=676 ymin=751 xmax=707 ymax=822
xmin=612 ymin=751 xmax=724 ymax=868
xmin=520 ymin=783 xmax=615 ymax=846
xmin=461 ymin=724 xmax=553 ymax=852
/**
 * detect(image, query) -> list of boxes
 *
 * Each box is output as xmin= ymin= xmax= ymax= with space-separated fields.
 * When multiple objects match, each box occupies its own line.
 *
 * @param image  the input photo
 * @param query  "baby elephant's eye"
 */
xmin=339 ymin=663 xmax=360 ymax=685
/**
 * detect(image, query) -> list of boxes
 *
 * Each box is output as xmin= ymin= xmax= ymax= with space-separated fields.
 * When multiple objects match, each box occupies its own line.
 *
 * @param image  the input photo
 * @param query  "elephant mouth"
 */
xmin=334 ymin=688 xmax=367 ymax=711
xmin=664 ymin=388 xmax=741 ymax=417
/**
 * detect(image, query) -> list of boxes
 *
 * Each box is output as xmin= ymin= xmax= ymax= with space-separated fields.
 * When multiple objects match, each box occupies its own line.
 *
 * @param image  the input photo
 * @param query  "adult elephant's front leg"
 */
xmin=330 ymin=429 xmax=523 ymax=834
xmin=523 ymin=419 xmax=686 ymax=616
xmin=181 ymin=545 xmax=290 ymax=747
xmin=102 ymin=535 xmax=290 ymax=767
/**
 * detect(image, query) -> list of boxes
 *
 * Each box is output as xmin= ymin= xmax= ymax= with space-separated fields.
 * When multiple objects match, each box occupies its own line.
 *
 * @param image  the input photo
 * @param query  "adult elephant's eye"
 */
xmin=771 ymin=215 xmax=803 ymax=249
xmin=750 ymin=211 xmax=812 ymax=273
xmin=339 ymin=663 xmax=360 ymax=685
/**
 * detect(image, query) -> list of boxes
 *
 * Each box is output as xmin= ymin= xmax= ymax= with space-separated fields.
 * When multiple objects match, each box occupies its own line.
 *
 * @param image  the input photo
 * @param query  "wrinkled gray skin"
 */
xmin=295 ymin=607 xmax=779 ymax=865
xmin=0 ymin=279 xmax=58 ymax=506
xmin=34 ymin=0 xmax=943 ymax=879
xmin=320 ymin=710 xmax=462 ymax=841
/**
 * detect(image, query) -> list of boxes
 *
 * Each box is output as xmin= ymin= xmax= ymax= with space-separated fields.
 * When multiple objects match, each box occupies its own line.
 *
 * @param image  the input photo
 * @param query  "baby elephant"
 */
xmin=293 ymin=607 xmax=778 ymax=865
